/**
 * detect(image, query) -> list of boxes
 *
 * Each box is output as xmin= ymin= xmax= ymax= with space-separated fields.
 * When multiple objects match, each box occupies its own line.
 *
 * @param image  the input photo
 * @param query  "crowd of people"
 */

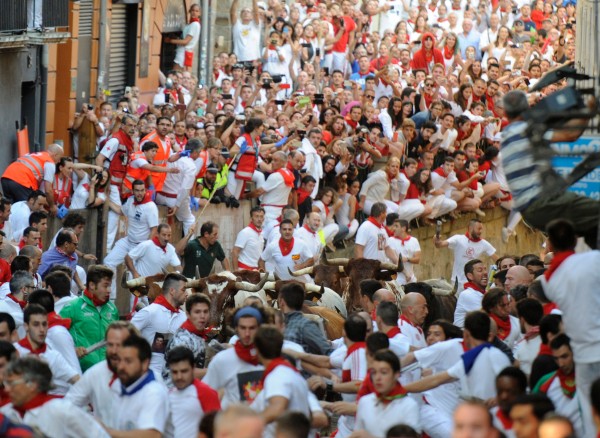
xmin=0 ymin=0 xmax=597 ymax=436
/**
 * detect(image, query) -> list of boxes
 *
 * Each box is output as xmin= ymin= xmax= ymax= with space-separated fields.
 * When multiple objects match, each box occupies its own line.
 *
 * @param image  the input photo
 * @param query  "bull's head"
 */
xmin=121 ymin=272 xmax=166 ymax=298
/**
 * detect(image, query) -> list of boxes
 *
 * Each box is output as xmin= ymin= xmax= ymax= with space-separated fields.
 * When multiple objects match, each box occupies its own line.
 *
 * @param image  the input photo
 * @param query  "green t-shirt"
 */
xmin=182 ymin=238 xmax=226 ymax=278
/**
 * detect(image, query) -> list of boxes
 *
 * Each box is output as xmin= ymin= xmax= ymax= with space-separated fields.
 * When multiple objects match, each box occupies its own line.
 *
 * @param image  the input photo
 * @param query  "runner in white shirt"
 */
xmin=405 ymin=311 xmax=511 ymax=402
xmin=14 ymin=306 xmax=80 ymax=396
xmin=375 ymin=301 xmax=411 ymax=359
xmin=103 ymin=181 xmax=159 ymax=299
xmin=355 ymin=350 xmax=421 ymax=436
xmin=454 ymin=259 xmax=489 ymax=328
xmin=203 ymin=306 xmax=266 ymax=408
xmin=9 ymin=193 xmax=46 ymax=242
xmin=435 ymin=218 xmax=497 ymax=288
xmin=259 ymin=220 xmax=314 ymax=283
xmin=294 ymin=212 xmax=323 ymax=260
xmin=251 ymin=326 xmax=311 ymax=438
xmin=232 ymin=206 xmax=266 ymax=271
xmin=398 ymin=293 xmax=428 ymax=350
xmin=0 ymin=271 xmax=33 ymax=339
xmin=131 ymin=273 xmax=188 ymax=376
xmin=482 ymin=289 xmax=522 ymax=350
xmin=354 ymin=202 xmax=399 ymax=264
xmin=165 ymin=346 xmax=221 ymax=438
xmin=1 ymin=357 xmax=108 ymax=438
xmin=66 ymin=322 xmax=137 ymax=427
xmin=387 ymin=218 xmax=421 ymax=285
xmin=106 ymin=335 xmax=170 ymax=436
xmin=155 ymin=141 xmax=201 ymax=235
xmin=514 ymin=298 xmax=544 ymax=377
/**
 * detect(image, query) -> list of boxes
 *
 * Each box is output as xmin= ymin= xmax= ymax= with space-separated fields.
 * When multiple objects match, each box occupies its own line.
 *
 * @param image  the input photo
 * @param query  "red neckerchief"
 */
xmin=303 ymin=224 xmax=316 ymax=235
xmin=395 ymin=235 xmax=411 ymax=246
xmin=18 ymin=337 xmax=46 ymax=355
xmin=6 ymin=294 xmax=25 ymax=309
xmin=14 ymin=393 xmax=59 ymax=418
xmin=279 ymin=238 xmax=294 ymax=256
xmin=297 ymin=188 xmax=311 ymax=206
xmin=190 ymin=17 xmax=200 ymax=23
xmin=153 ymin=295 xmax=180 ymax=313
xmin=345 ymin=116 xmax=358 ymax=130
xmin=443 ymin=45 xmax=454 ymax=60
xmin=152 ymin=236 xmax=167 ymax=253
xmin=276 ymin=168 xmax=295 ymax=187
xmin=539 ymin=343 xmax=553 ymax=356
xmin=234 ymin=341 xmax=259 ymax=365
xmin=260 ymin=357 xmax=297 ymax=386
xmin=433 ymin=167 xmax=447 ymax=178
xmin=557 ymin=369 xmax=576 ymax=398
xmin=496 ymin=408 xmax=513 ymax=430
xmin=47 ymin=312 xmax=71 ymax=330
xmin=375 ymin=382 xmax=408 ymax=405
xmin=400 ymin=315 xmax=423 ymax=334
xmin=543 ymin=302 xmax=559 ymax=315
xmin=371 ymin=308 xmax=377 ymax=321
xmin=384 ymin=226 xmax=394 ymax=237
xmin=357 ymin=370 xmax=375 ymax=400
xmin=175 ymin=135 xmax=188 ymax=148
xmin=84 ymin=289 xmax=109 ymax=307
xmin=248 ymin=223 xmax=262 ymax=234
xmin=465 ymin=232 xmax=481 ymax=243
xmin=367 ymin=217 xmax=383 ymax=229
xmin=133 ymin=192 xmax=153 ymax=206
xmin=345 ymin=341 xmax=366 ymax=360
xmin=544 ymin=250 xmax=575 ymax=281
xmin=107 ymin=362 xmax=118 ymax=388
xmin=56 ymin=247 xmax=76 ymax=262
xmin=464 ymin=282 xmax=486 ymax=294
xmin=181 ymin=319 xmax=212 ymax=340
xmin=467 ymin=172 xmax=480 ymax=190
xmin=523 ymin=326 xmax=540 ymax=341
xmin=386 ymin=327 xmax=401 ymax=338
xmin=490 ymin=313 xmax=511 ymax=340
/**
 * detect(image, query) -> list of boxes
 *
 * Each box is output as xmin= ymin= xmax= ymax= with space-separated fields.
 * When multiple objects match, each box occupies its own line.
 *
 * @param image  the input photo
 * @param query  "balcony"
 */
xmin=0 ymin=0 xmax=70 ymax=50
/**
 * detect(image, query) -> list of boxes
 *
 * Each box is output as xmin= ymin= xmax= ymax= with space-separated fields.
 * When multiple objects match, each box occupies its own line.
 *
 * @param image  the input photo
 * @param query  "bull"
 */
xmin=404 ymin=280 xmax=457 ymax=330
xmin=121 ymin=273 xmax=166 ymax=301
xmin=287 ymin=265 xmax=348 ymax=296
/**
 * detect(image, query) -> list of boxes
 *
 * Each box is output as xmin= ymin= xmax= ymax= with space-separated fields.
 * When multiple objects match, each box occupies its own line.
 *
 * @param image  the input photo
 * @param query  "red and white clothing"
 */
xmin=0 ymin=296 xmax=24 ymax=338
xmin=514 ymin=333 xmax=542 ymax=377
xmin=155 ymin=156 xmax=197 ymax=234
xmin=490 ymin=314 xmax=522 ymax=350
xmin=386 ymin=327 xmax=411 ymax=358
xmin=203 ymin=346 xmax=264 ymax=408
xmin=338 ymin=342 xmax=368 ymax=438
xmin=1 ymin=396 xmax=109 ymax=438
xmin=355 ymin=218 xmax=393 ymax=263
xmin=259 ymin=169 xmax=294 ymax=222
xmin=15 ymin=340 xmax=79 ymax=396
xmin=447 ymin=233 xmax=496 ymax=288
xmin=447 ymin=344 xmax=511 ymax=401
xmin=398 ymin=173 xmax=426 ymax=222
xmin=127 ymin=238 xmax=181 ymax=278
xmin=8 ymin=201 xmax=32 ymax=242
xmin=46 ymin=313 xmax=81 ymax=375
xmin=398 ymin=316 xmax=426 ymax=349
xmin=251 ymin=361 xmax=311 ymax=438
xmin=167 ymin=379 xmax=221 ymax=438
xmin=490 ymin=406 xmax=515 ymax=438
xmin=454 ymin=283 xmax=487 ymax=328
xmin=65 ymin=360 xmax=120 ymax=426
xmin=355 ymin=390 xmax=421 ymax=436
xmin=111 ymin=371 xmax=170 ymax=434
xmin=359 ymin=169 xmax=399 ymax=216
xmin=294 ymin=225 xmax=322 ymax=259
xmin=261 ymin=238 xmax=314 ymax=283
xmin=131 ymin=298 xmax=186 ymax=375
xmin=234 ymin=224 xmax=264 ymax=270
xmin=537 ymin=370 xmax=583 ymax=437
xmin=415 ymin=338 xmax=465 ymax=438
xmin=388 ymin=235 xmax=420 ymax=285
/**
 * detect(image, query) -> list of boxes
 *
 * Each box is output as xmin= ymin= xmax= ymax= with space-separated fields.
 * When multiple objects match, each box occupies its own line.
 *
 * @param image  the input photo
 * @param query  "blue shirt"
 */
xmin=38 ymin=247 xmax=79 ymax=279
xmin=458 ymin=30 xmax=482 ymax=60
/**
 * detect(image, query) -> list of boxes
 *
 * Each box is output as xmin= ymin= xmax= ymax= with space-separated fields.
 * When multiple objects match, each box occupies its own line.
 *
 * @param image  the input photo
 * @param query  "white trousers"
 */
xmin=155 ymin=193 xmax=195 ymax=235
xmin=106 ymin=188 xmax=122 ymax=251
xmin=363 ymin=200 xmax=399 ymax=216
xmin=398 ymin=199 xmax=425 ymax=222
xmin=427 ymin=195 xmax=457 ymax=218
xmin=226 ymin=171 xmax=265 ymax=199
xmin=104 ymin=237 xmax=139 ymax=300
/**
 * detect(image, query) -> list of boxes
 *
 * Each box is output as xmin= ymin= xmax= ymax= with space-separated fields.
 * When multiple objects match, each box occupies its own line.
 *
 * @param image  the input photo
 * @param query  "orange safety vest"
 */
xmin=141 ymin=130 xmax=171 ymax=191
xmin=195 ymin=150 xmax=209 ymax=180
xmin=106 ymin=130 xmax=135 ymax=189
xmin=234 ymin=133 xmax=259 ymax=181
xmin=54 ymin=175 xmax=73 ymax=207
xmin=122 ymin=151 xmax=151 ymax=194
xmin=2 ymin=151 xmax=54 ymax=190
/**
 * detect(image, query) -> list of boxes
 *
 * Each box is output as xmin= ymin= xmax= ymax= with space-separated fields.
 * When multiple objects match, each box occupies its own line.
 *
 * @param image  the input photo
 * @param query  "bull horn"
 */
xmin=303 ymin=283 xmax=323 ymax=294
xmin=452 ymin=277 xmax=458 ymax=296
xmin=186 ymin=279 xmax=203 ymax=289
xmin=288 ymin=266 xmax=314 ymax=276
xmin=235 ymin=274 xmax=269 ymax=292
xmin=264 ymin=281 xmax=276 ymax=290
xmin=322 ymin=256 xmax=349 ymax=266
xmin=123 ymin=272 xmax=148 ymax=288
xmin=380 ymin=262 xmax=397 ymax=271
xmin=195 ymin=266 xmax=200 ymax=280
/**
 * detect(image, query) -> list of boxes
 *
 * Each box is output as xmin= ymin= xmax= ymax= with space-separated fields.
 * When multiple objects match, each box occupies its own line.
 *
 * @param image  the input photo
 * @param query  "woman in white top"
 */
xmin=486 ymin=26 xmax=511 ymax=66
xmin=70 ymin=168 xmax=109 ymax=210
xmin=313 ymin=186 xmax=341 ymax=247
xmin=335 ymin=179 xmax=359 ymax=240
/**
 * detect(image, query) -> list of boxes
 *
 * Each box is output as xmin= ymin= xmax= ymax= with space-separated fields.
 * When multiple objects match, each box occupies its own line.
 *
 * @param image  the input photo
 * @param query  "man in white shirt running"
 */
xmin=232 ymin=206 xmax=265 ymax=271
xmin=354 ymin=202 xmax=399 ymax=264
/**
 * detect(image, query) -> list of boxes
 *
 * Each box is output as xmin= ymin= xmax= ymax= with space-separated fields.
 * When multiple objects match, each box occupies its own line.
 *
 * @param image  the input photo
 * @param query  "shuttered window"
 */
xmin=108 ymin=3 xmax=128 ymax=103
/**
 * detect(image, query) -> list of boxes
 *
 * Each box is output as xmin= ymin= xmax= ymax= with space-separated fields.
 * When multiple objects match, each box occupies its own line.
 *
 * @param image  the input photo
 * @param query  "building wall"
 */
xmin=0 ymin=51 xmax=26 ymax=171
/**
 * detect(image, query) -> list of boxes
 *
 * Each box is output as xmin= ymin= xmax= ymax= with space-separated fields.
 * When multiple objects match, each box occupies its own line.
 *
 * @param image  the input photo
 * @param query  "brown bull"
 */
xmin=303 ymin=305 xmax=345 ymax=340
xmin=288 ymin=265 xmax=347 ymax=296
xmin=121 ymin=273 xmax=166 ymax=302
xmin=322 ymin=256 xmax=403 ymax=311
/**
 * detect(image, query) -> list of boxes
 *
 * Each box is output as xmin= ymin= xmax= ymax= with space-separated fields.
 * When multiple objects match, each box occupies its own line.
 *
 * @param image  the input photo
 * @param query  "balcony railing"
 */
xmin=43 ymin=0 xmax=70 ymax=28
xmin=0 ymin=1 xmax=27 ymax=33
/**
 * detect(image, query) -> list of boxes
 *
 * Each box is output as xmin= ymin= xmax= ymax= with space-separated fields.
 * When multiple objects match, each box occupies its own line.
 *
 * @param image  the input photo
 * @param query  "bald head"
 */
xmin=47 ymin=143 xmax=64 ymax=163
xmin=373 ymin=288 xmax=396 ymax=305
xmin=400 ymin=292 xmax=429 ymax=326
xmin=505 ymin=265 xmax=532 ymax=291
xmin=401 ymin=292 xmax=426 ymax=309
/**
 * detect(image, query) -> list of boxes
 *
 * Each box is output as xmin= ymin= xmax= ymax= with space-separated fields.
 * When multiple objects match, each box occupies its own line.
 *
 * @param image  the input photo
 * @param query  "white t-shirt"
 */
xmin=490 ymin=406 xmax=516 ymax=438
xmin=203 ymin=347 xmax=264 ymax=408
xmin=128 ymin=239 xmax=181 ymax=277
xmin=160 ymin=157 xmax=197 ymax=206
xmin=540 ymin=373 xmax=583 ymax=437
xmin=250 ymin=365 xmax=311 ymax=438
xmin=111 ymin=371 xmax=170 ymax=434
xmin=294 ymin=225 xmax=322 ymax=259
xmin=8 ymin=201 xmax=31 ymax=242
xmin=453 ymin=286 xmax=485 ymax=328
xmin=65 ymin=359 xmax=120 ymax=426
xmin=234 ymin=226 xmax=264 ymax=269
xmin=338 ymin=344 xmax=368 ymax=437
xmin=355 ymin=392 xmax=421 ymax=436
xmin=131 ymin=303 xmax=186 ymax=375
xmin=261 ymin=238 xmax=313 ymax=283
xmin=70 ymin=174 xmax=106 ymax=210
xmin=447 ymin=234 xmax=496 ymax=286
xmin=121 ymin=197 xmax=159 ymax=244
xmin=431 ymin=169 xmax=458 ymax=192
xmin=0 ymin=298 xmax=24 ymax=338
xmin=355 ymin=220 xmax=390 ymax=262
xmin=260 ymin=171 xmax=292 ymax=207
xmin=232 ymin=20 xmax=261 ymax=62
xmin=513 ymin=335 xmax=542 ymax=377
xmin=447 ymin=344 xmax=511 ymax=401
xmin=388 ymin=235 xmax=420 ymax=284
xmin=46 ymin=324 xmax=82 ymax=375
xmin=167 ymin=379 xmax=220 ymax=438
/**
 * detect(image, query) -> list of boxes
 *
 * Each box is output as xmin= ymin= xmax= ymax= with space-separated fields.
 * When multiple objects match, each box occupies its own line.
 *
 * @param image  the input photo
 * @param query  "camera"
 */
xmin=221 ymin=93 xmax=233 ymax=100
xmin=274 ymin=99 xmax=285 ymax=105
xmin=358 ymin=137 xmax=366 ymax=144
xmin=262 ymin=79 xmax=273 ymax=89
xmin=316 ymin=48 xmax=321 ymax=56
xmin=87 ymin=103 xmax=94 ymax=111
xmin=271 ymin=75 xmax=284 ymax=84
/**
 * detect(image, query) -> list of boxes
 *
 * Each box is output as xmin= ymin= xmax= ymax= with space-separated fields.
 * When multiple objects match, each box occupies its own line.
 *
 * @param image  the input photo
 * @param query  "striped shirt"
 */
xmin=501 ymin=121 xmax=542 ymax=211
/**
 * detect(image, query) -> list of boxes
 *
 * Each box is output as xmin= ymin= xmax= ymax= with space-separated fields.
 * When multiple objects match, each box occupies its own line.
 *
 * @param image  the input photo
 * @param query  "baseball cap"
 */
xmin=206 ymin=164 xmax=219 ymax=173
xmin=514 ymin=19 xmax=524 ymax=25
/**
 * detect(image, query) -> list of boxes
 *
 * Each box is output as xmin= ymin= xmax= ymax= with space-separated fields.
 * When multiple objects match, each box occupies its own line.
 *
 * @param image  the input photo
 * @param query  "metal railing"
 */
xmin=0 ymin=0 xmax=27 ymax=33
xmin=42 ymin=0 xmax=70 ymax=28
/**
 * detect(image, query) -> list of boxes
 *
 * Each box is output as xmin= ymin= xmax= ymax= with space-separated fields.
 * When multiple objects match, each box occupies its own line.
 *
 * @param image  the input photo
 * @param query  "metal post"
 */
xmin=38 ymin=45 xmax=48 ymax=150
xmin=97 ymin=0 xmax=108 ymax=97
xmin=197 ymin=0 xmax=210 ymax=86
xmin=206 ymin=0 xmax=215 ymax=88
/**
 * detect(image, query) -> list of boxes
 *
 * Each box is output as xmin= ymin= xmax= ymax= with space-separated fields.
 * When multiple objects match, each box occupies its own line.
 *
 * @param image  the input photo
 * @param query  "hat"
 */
xmin=492 ymin=133 xmax=503 ymax=142
xmin=206 ymin=164 xmax=219 ymax=173
xmin=220 ymin=147 xmax=230 ymax=158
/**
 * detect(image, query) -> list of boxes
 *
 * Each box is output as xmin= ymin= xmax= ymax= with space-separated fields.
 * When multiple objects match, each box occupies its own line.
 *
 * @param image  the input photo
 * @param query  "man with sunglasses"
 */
xmin=38 ymin=229 xmax=84 ymax=292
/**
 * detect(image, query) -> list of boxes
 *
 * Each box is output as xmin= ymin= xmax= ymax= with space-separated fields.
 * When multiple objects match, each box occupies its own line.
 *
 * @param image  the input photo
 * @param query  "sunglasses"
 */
xmin=365 ymin=95 xmax=375 ymax=100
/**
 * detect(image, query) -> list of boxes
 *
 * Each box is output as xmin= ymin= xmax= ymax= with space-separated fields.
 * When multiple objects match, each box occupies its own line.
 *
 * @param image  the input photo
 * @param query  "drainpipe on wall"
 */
xmin=97 ymin=0 xmax=108 ymax=98
xmin=38 ymin=45 xmax=48 ymax=151
xmin=198 ymin=0 xmax=210 ymax=86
